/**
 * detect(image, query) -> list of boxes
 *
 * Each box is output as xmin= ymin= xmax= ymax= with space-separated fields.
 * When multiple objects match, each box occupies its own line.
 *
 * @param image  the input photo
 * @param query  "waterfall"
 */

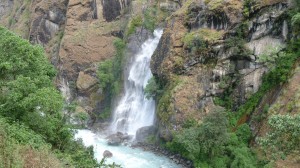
xmin=110 ymin=29 xmax=163 ymax=136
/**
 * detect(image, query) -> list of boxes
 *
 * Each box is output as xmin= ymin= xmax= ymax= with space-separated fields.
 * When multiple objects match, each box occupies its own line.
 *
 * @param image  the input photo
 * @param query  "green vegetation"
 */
xmin=167 ymin=109 xmax=258 ymax=168
xmin=126 ymin=7 xmax=158 ymax=36
xmin=208 ymin=3 xmax=300 ymax=166
xmin=183 ymin=31 xmax=208 ymax=56
xmin=258 ymin=114 xmax=300 ymax=160
xmin=258 ymin=45 xmax=285 ymax=69
xmin=97 ymin=38 xmax=126 ymax=120
xmin=243 ymin=0 xmax=258 ymax=17
xmin=126 ymin=15 xmax=143 ymax=36
xmin=204 ymin=0 xmax=223 ymax=11
xmin=224 ymin=24 xmax=251 ymax=58
xmin=0 ymin=26 xmax=117 ymax=167
xmin=98 ymin=107 xmax=111 ymax=120
xmin=231 ymin=39 xmax=300 ymax=125
xmin=157 ymin=77 xmax=180 ymax=124
xmin=144 ymin=77 xmax=163 ymax=99
xmin=143 ymin=7 xmax=158 ymax=32
xmin=182 ymin=28 xmax=224 ymax=64
xmin=184 ymin=29 xmax=224 ymax=48
xmin=292 ymin=12 xmax=300 ymax=34
xmin=166 ymin=2 xmax=300 ymax=167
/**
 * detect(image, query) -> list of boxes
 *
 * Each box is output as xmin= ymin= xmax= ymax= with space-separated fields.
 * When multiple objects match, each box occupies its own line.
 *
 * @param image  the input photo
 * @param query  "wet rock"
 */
xmin=103 ymin=150 xmax=113 ymax=158
xmin=106 ymin=132 xmax=132 ymax=146
xmin=136 ymin=126 xmax=157 ymax=143
xmin=106 ymin=132 xmax=123 ymax=146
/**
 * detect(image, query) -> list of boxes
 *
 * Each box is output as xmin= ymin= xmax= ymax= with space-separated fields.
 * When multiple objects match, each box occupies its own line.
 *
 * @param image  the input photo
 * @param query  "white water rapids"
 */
xmin=75 ymin=29 xmax=182 ymax=167
xmin=110 ymin=29 xmax=163 ymax=136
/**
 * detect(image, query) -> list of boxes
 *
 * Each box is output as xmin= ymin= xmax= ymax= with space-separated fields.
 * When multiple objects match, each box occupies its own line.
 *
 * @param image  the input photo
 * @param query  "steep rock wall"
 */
xmin=0 ymin=0 xmax=133 ymax=122
xmin=58 ymin=0 xmax=132 ymax=120
xmin=151 ymin=0 xmax=290 ymax=140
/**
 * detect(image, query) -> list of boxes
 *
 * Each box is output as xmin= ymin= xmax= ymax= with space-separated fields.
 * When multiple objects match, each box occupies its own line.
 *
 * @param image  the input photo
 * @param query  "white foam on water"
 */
xmin=75 ymin=130 xmax=182 ymax=168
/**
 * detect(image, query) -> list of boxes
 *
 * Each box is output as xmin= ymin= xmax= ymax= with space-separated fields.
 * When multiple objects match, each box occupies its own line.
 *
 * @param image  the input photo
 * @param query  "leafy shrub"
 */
xmin=98 ymin=60 xmax=113 ymax=89
xmin=236 ymin=123 xmax=252 ymax=144
xmin=126 ymin=16 xmax=143 ymax=36
xmin=258 ymin=114 xmax=300 ymax=159
xmin=292 ymin=13 xmax=300 ymax=34
xmin=144 ymin=77 xmax=163 ymax=99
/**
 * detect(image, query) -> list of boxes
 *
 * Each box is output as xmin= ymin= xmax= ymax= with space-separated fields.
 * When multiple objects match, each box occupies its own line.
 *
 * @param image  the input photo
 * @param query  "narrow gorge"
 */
xmin=1 ymin=0 xmax=300 ymax=168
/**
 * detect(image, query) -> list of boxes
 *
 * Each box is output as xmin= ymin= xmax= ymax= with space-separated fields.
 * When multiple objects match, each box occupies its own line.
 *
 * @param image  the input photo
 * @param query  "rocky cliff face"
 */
xmin=151 ymin=0 xmax=290 ymax=140
xmin=0 ymin=0 xmax=134 ymax=121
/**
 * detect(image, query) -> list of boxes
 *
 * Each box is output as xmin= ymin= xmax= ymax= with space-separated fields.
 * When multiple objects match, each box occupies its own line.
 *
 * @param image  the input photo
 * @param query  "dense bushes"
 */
xmin=258 ymin=114 xmax=300 ymax=159
xmin=167 ymin=109 xmax=258 ymax=168
xmin=0 ymin=27 xmax=100 ymax=167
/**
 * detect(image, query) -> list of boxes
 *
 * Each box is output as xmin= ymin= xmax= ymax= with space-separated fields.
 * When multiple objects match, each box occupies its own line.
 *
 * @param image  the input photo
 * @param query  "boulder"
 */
xmin=106 ymin=132 xmax=123 ymax=146
xmin=76 ymin=71 xmax=98 ymax=91
xmin=106 ymin=132 xmax=132 ymax=146
xmin=136 ymin=126 xmax=157 ymax=143
xmin=103 ymin=150 xmax=113 ymax=158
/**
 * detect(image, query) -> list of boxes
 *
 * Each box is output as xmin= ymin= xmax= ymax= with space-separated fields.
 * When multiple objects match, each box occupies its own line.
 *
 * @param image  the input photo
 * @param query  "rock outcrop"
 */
xmin=151 ymin=0 xmax=290 ymax=140
xmin=29 ymin=0 xmax=68 ymax=45
xmin=135 ymin=126 xmax=157 ymax=143
xmin=0 ymin=0 xmax=133 ymax=120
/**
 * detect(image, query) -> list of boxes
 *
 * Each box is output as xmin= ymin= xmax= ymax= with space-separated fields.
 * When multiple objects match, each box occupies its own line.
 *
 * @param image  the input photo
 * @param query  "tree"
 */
xmin=0 ymin=27 xmax=67 ymax=147
xmin=0 ymin=27 xmax=100 ymax=166
xmin=170 ymin=108 xmax=229 ymax=164
xmin=197 ymin=108 xmax=229 ymax=160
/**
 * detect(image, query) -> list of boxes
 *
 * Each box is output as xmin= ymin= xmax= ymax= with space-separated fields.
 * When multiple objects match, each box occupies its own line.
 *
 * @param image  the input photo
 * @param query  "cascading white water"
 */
xmin=75 ymin=29 xmax=182 ymax=167
xmin=110 ymin=29 xmax=163 ymax=136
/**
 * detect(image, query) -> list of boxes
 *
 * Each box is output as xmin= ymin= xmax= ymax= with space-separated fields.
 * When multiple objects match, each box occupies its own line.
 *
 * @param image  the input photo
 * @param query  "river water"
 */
xmin=75 ymin=130 xmax=181 ymax=168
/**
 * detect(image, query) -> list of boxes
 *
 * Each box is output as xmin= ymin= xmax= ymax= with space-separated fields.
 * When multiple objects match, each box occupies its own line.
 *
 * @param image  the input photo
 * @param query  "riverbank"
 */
xmin=132 ymin=143 xmax=193 ymax=168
